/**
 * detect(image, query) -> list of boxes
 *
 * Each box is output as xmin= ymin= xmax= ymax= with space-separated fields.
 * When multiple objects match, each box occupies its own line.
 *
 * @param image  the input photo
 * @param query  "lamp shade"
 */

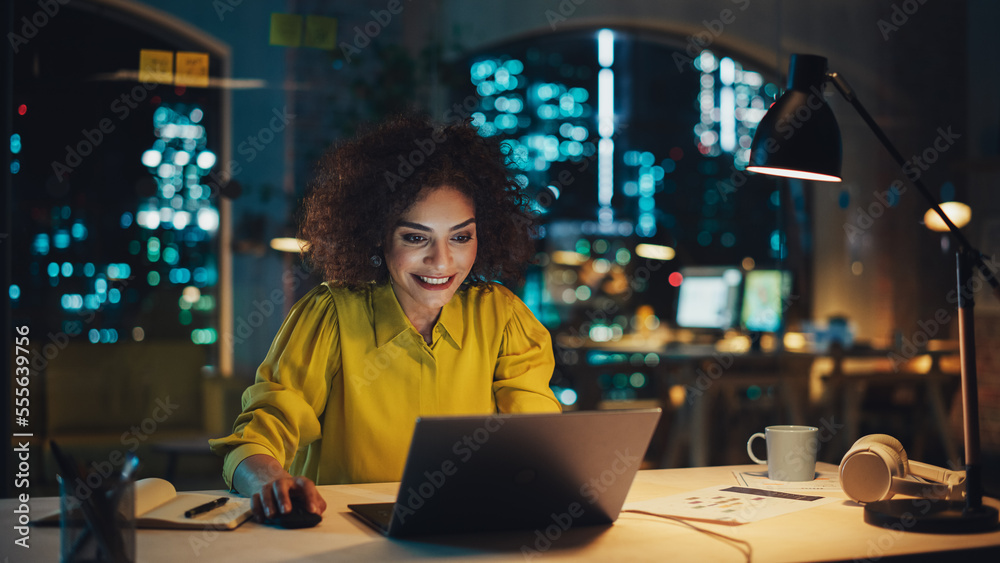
xmin=924 ymin=201 xmax=971 ymax=232
xmin=747 ymin=54 xmax=843 ymax=182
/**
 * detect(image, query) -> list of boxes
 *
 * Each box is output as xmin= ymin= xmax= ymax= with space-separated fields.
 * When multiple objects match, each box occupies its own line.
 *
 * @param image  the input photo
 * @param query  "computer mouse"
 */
xmin=264 ymin=498 xmax=322 ymax=529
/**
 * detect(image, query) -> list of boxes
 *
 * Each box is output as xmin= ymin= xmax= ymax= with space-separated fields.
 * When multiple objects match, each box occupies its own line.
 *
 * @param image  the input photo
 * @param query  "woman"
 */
xmin=209 ymin=115 xmax=562 ymax=521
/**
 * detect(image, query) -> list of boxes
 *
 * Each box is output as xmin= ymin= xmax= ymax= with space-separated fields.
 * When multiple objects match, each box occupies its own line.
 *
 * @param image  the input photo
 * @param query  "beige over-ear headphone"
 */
xmin=839 ymin=434 xmax=966 ymax=504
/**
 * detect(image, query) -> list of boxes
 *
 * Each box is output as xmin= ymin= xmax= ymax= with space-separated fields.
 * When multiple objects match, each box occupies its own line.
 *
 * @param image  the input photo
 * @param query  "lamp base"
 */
xmin=864 ymin=500 xmax=999 ymax=534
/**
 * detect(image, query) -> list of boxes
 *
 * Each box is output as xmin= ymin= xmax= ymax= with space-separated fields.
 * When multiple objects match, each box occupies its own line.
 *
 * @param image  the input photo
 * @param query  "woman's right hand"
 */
xmin=232 ymin=454 xmax=327 ymax=521
xmin=251 ymin=474 xmax=326 ymax=522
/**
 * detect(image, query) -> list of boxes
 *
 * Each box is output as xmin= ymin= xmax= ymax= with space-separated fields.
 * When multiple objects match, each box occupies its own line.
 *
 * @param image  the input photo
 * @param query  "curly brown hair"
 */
xmin=300 ymin=114 xmax=537 ymax=289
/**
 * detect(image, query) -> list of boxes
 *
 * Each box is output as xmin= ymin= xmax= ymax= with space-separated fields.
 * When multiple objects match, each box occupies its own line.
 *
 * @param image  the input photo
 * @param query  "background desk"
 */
xmin=6 ymin=463 xmax=999 ymax=562
xmin=564 ymin=343 xmax=960 ymax=469
xmin=566 ymin=346 xmax=816 ymax=467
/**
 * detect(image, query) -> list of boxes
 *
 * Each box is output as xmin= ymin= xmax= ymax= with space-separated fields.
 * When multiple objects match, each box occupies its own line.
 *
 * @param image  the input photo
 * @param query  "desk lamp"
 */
xmin=747 ymin=54 xmax=1000 ymax=533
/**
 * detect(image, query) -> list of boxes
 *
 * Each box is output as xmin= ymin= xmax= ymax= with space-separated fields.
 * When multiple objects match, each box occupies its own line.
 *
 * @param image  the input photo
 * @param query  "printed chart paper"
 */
xmin=733 ymin=470 xmax=842 ymax=491
xmin=624 ymin=485 xmax=840 ymax=525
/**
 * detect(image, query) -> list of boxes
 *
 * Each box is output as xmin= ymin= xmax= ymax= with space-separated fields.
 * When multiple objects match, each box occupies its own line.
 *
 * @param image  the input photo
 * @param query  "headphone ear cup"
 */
xmin=839 ymin=436 xmax=905 ymax=504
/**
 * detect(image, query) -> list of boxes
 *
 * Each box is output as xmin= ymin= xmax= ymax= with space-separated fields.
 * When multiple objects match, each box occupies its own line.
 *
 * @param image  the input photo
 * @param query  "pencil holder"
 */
xmin=59 ymin=472 xmax=136 ymax=563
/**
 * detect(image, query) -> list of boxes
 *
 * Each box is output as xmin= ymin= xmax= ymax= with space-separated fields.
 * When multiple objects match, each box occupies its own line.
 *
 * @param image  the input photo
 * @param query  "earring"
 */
xmin=370 ymin=254 xmax=382 ymax=267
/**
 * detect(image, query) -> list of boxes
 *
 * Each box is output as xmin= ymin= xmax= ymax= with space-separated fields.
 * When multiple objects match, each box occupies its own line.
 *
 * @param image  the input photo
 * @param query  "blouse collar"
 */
xmin=372 ymin=282 xmax=464 ymax=350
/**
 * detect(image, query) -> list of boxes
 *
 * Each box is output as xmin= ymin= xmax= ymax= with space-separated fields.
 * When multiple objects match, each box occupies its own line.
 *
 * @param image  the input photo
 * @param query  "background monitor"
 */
xmin=740 ymin=270 xmax=792 ymax=332
xmin=675 ymin=267 xmax=743 ymax=329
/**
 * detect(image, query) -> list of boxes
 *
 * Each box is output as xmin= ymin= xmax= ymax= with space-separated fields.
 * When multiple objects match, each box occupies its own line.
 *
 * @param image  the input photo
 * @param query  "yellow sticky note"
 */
xmin=304 ymin=15 xmax=338 ymax=50
xmin=270 ymin=13 xmax=302 ymax=47
xmin=139 ymin=49 xmax=173 ymax=84
xmin=175 ymin=52 xmax=209 ymax=88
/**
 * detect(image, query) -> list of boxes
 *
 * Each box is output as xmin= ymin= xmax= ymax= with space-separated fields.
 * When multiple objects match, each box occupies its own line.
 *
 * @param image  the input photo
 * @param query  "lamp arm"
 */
xmin=827 ymin=71 xmax=1000 ymax=302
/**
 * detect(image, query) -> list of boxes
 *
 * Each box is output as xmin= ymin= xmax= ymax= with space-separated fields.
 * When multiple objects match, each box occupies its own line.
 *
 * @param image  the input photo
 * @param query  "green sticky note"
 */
xmin=269 ymin=13 xmax=302 ymax=47
xmin=304 ymin=15 xmax=338 ymax=50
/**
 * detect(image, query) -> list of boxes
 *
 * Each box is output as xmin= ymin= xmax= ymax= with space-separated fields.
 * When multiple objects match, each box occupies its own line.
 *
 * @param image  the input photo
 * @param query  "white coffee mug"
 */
xmin=746 ymin=425 xmax=819 ymax=481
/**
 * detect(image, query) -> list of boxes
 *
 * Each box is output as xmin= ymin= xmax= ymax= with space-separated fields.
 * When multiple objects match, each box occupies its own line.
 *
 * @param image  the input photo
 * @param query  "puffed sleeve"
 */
xmin=492 ymin=292 xmax=562 ymax=413
xmin=208 ymin=285 xmax=341 ymax=490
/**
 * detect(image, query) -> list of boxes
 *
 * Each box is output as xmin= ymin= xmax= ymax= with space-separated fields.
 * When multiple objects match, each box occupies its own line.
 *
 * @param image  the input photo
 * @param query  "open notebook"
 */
xmin=36 ymin=478 xmax=251 ymax=530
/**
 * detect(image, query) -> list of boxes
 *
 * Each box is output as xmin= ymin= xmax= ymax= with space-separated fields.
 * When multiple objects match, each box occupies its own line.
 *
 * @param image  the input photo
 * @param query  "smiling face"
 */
xmin=384 ymin=185 xmax=477 ymax=329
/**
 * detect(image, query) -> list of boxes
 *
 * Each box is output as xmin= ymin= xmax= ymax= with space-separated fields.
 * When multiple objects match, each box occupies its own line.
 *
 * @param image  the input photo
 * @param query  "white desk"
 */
xmin=6 ymin=463 xmax=999 ymax=562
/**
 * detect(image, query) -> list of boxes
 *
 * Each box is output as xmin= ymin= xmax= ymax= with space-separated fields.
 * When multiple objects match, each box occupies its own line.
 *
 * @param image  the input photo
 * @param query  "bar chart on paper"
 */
xmin=624 ymin=485 xmax=840 ymax=524
xmin=733 ymin=470 xmax=842 ymax=491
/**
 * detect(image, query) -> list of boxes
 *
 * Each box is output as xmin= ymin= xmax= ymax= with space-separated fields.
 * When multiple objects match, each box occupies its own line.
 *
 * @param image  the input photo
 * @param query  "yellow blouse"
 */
xmin=209 ymin=281 xmax=561 ymax=487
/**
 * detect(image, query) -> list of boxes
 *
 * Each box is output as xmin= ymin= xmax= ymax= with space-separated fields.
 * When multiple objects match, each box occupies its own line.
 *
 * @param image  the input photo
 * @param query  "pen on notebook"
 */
xmin=185 ymin=497 xmax=229 ymax=518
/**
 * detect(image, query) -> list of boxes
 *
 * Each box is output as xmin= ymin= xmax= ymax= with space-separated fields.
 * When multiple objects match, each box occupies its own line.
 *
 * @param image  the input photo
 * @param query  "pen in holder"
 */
xmin=53 ymin=442 xmax=137 ymax=563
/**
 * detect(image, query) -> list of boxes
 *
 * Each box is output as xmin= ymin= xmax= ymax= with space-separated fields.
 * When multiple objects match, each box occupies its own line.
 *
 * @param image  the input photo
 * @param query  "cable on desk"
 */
xmin=621 ymin=509 xmax=752 ymax=563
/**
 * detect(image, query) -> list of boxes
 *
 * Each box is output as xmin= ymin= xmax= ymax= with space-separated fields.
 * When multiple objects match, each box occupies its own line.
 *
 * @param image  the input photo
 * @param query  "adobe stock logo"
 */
xmin=672 ymin=0 xmax=752 ymax=72
xmin=338 ymin=0 xmax=411 ymax=63
xmin=545 ymin=0 xmax=587 ymax=31
xmin=7 ymin=0 xmax=71 ymax=54
xmin=521 ymin=448 xmax=641 ymax=559
xmin=877 ymin=0 xmax=930 ymax=41
xmin=50 ymin=80 xmax=167 ymax=181
xmin=391 ymin=415 xmax=510 ymax=524
xmin=383 ymin=128 xmax=447 ymax=192
xmin=843 ymin=125 xmax=960 ymax=243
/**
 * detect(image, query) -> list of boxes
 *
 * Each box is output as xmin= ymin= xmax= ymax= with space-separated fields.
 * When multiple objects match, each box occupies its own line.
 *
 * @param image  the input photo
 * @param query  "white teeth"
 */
xmin=418 ymin=276 xmax=450 ymax=285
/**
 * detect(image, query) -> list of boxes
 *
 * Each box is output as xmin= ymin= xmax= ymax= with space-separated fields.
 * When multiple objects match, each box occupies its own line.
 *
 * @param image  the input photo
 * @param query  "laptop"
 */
xmin=348 ymin=408 xmax=661 ymax=537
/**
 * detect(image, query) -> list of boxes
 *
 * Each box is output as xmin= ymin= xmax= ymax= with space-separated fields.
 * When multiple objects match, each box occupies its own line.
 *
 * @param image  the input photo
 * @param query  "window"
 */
xmin=458 ymin=29 xmax=789 ymax=331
